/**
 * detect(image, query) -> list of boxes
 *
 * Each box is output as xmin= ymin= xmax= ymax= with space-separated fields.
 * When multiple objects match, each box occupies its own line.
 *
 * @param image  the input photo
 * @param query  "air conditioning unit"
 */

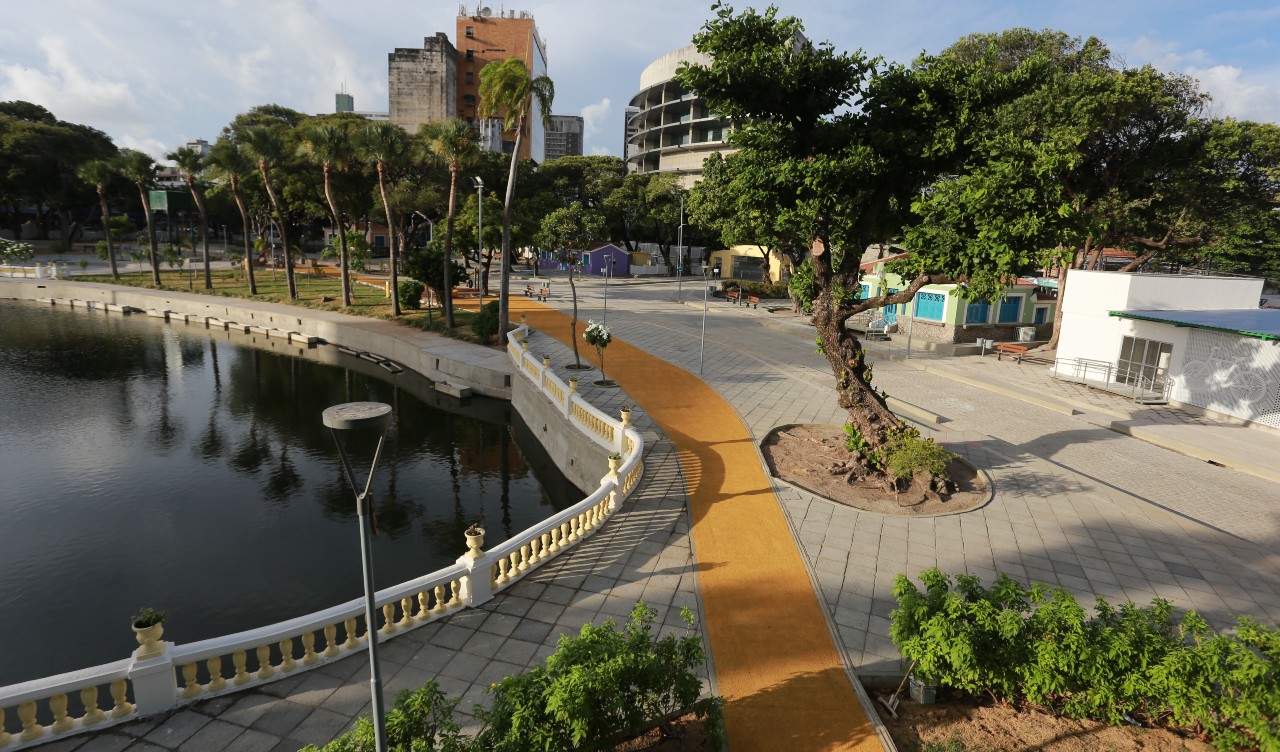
xmin=1016 ymin=326 xmax=1036 ymax=342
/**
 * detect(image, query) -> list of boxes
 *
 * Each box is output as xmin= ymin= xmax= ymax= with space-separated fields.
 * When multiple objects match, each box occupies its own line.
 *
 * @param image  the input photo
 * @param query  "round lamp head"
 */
xmin=322 ymin=402 xmax=392 ymax=432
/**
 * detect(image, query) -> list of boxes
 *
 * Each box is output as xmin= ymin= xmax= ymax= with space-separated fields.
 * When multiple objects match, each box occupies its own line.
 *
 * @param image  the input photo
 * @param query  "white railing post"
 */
xmin=128 ymin=648 xmax=177 ymax=716
xmin=606 ymin=455 xmax=621 ymax=512
xmin=566 ymin=379 xmax=578 ymax=418
xmin=456 ymin=529 xmax=494 ymax=608
xmin=617 ymin=409 xmax=631 ymax=454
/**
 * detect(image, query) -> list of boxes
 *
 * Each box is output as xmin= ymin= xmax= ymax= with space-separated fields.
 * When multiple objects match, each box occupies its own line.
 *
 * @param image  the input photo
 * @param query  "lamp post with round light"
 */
xmin=322 ymin=401 xmax=393 ymax=752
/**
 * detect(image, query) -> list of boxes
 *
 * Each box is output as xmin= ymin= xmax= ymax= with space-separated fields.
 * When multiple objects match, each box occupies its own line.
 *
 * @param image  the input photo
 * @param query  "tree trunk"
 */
xmin=185 ymin=176 xmax=212 ymax=290
xmin=96 ymin=186 xmax=118 ymax=280
xmin=569 ymin=269 xmax=582 ymax=368
xmin=230 ymin=177 xmax=257 ymax=295
xmin=499 ymin=124 xmax=525 ymax=341
xmin=1038 ymin=261 xmax=1071 ymax=351
xmin=443 ymin=167 xmax=459 ymax=327
xmin=322 ymin=164 xmax=351 ymax=306
xmin=137 ymin=184 xmax=160 ymax=285
xmin=377 ymin=161 xmax=400 ymax=317
xmin=258 ymin=163 xmax=296 ymax=299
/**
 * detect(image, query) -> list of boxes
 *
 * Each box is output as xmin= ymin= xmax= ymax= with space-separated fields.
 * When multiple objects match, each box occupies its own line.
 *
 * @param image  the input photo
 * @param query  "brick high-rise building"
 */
xmin=544 ymin=115 xmax=583 ymax=161
xmin=455 ymin=7 xmax=548 ymax=162
xmin=388 ymin=32 xmax=458 ymax=134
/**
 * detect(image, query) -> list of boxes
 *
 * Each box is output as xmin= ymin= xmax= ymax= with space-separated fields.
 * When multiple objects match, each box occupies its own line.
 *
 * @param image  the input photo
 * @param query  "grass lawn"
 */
xmin=78 ymin=267 xmax=494 ymax=343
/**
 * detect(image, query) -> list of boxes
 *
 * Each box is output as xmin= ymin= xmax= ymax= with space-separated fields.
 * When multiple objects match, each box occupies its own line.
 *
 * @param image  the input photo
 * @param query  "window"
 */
xmin=859 ymin=284 xmax=870 ymax=301
xmin=914 ymin=292 xmax=945 ymax=321
xmin=463 ymin=94 xmax=476 ymax=107
xmin=465 ymin=71 xmax=474 ymax=84
xmin=1033 ymin=306 xmax=1048 ymax=325
xmin=465 ymin=49 xmax=474 ymax=60
xmin=997 ymin=294 xmax=1022 ymax=323
xmin=1117 ymin=336 xmax=1172 ymax=390
xmin=965 ymin=300 xmax=990 ymax=324
xmin=465 ymin=25 xmax=474 ymax=37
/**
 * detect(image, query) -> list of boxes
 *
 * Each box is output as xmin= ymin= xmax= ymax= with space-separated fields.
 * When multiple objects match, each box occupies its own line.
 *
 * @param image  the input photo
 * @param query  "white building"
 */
xmin=1055 ymin=270 xmax=1280 ymax=428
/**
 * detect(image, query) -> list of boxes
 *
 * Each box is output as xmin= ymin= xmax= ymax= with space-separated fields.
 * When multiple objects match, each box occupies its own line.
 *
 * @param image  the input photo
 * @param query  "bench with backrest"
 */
xmin=994 ymin=342 xmax=1029 ymax=362
xmin=725 ymin=290 xmax=741 ymax=304
xmin=745 ymin=295 xmax=761 ymax=309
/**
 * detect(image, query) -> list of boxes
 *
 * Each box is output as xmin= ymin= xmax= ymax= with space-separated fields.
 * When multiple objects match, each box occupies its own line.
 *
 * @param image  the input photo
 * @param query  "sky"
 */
xmin=1 ymin=1 xmax=1278 ymax=162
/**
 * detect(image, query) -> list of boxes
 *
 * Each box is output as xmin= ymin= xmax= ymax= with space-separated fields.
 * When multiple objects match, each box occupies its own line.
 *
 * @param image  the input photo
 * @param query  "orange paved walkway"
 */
xmin=507 ymin=297 xmax=882 ymax=752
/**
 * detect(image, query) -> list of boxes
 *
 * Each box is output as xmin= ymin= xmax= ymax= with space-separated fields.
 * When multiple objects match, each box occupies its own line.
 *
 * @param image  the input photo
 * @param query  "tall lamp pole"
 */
xmin=323 ymin=401 xmax=393 ymax=752
xmin=474 ymin=177 xmax=484 ymax=306
xmin=700 ymin=266 xmax=709 ymax=374
xmin=676 ymin=195 xmax=684 ymax=301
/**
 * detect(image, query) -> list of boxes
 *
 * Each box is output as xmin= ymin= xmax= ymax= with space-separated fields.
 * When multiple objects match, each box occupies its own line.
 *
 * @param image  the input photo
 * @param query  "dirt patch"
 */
xmin=761 ymin=424 xmax=989 ymax=516
xmin=871 ymin=689 xmax=1213 ymax=752
xmin=613 ymin=714 xmax=714 ymax=751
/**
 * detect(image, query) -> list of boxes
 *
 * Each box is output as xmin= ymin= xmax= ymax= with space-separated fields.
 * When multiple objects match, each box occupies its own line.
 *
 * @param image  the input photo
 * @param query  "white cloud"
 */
xmin=1187 ymin=64 xmax=1280 ymax=122
xmin=581 ymin=97 xmax=612 ymax=140
xmin=590 ymin=146 xmax=611 ymax=156
xmin=0 ymin=35 xmax=149 ymax=133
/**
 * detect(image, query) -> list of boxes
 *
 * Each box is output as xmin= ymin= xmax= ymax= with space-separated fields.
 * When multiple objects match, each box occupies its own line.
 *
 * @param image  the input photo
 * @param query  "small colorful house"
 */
xmin=853 ymin=252 xmax=1058 ymax=344
xmin=579 ymin=243 xmax=631 ymax=277
xmin=705 ymin=245 xmax=796 ymax=282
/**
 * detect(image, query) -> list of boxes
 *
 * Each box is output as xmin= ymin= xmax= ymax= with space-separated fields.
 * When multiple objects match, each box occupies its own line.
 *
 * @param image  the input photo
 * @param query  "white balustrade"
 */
xmin=0 ymin=322 xmax=645 ymax=751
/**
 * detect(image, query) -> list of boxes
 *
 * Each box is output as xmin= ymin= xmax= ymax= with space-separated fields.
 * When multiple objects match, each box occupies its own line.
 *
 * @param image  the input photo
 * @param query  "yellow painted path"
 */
xmin=507 ymin=297 xmax=882 ymax=752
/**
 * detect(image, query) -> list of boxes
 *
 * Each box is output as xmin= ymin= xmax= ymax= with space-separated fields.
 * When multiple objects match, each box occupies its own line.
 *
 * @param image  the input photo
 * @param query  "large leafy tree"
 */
xmin=168 ymin=146 xmax=213 ymax=289
xmin=242 ymin=126 xmax=298 ymax=299
xmin=117 ymin=149 xmax=162 ymax=285
xmin=420 ymin=119 xmax=478 ymax=327
xmin=75 ymin=159 xmax=120 ymax=280
xmin=297 ymin=123 xmax=356 ymax=306
xmin=678 ymin=5 xmax=1041 ymax=492
xmin=207 ymin=138 xmax=260 ymax=295
xmin=478 ymin=56 xmax=554 ymax=339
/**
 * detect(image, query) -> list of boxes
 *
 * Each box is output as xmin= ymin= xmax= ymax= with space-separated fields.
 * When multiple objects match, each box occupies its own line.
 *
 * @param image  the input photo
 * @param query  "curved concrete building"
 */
xmin=625 ymin=44 xmax=733 ymax=185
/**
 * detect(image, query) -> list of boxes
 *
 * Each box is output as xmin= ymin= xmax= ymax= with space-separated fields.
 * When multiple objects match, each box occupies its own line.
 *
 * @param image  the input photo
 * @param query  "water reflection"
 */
xmin=0 ymin=300 xmax=580 ymax=685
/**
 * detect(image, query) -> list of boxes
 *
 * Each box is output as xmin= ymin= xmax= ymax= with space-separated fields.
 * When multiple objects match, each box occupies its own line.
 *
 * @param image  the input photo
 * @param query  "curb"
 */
xmin=1109 ymin=421 xmax=1280 ymax=485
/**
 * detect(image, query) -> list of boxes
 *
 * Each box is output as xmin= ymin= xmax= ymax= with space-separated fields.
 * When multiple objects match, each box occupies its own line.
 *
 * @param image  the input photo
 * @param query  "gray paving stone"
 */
xmin=222 ymin=729 xmax=283 ymax=752
xmin=176 ymin=720 xmax=245 ymax=751
xmin=143 ymin=711 xmax=211 ymax=749
xmin=249 ymin=701 xmax=313 ymax=738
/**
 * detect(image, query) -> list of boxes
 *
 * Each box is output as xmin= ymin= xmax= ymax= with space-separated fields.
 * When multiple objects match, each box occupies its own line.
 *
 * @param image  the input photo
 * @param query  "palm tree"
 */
xmin=357 ymin=122 xmax=410 ymax=316
xmin=419 ymin=119 xmax=478 ymax=327
xmin=76 ymin=159 xmax=119 ymax=280
xmin=478 ymin=57 xmax=554 ymax=339
xmin=297 ymin=123 xmax=354 ymax=306
xmin=117 ymin=149 xmax=161 ymax=285
xmin=207 ymin=138 xmax=259 ymax=295
xmin=167 ymin=146 xmax=212 ymax=289
xmin=242 ymin=127 xmax=298 ymax=299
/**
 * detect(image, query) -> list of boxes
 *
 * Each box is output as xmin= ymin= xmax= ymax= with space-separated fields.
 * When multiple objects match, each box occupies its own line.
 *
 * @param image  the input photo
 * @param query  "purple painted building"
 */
xmin=579 ymin=243 xmax=630 ymax=277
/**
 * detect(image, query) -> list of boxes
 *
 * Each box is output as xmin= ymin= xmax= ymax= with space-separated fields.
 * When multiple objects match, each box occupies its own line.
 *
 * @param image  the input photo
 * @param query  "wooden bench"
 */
xmin=745 ymin=295 xmax=761 ymax=309
xmin=524 ymin=284 xmax=550 ymax=301
xmin=725 ymin=290 xmax=741 ymax=304
xmin=994 ymin=342 xmax=1029 ymax=362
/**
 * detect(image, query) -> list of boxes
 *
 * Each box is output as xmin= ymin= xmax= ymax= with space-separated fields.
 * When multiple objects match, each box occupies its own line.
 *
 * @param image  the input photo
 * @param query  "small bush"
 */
xmin=882 ymin=433 xmax=954 ymax=481
xmin=719 ymin=278 xmax=789 ymax=298
xmin=300 ymin=682 xmax=467 ymax=752
xmin=398 ymin=279 xmax=425 ymax=310
xmin=471 ymin=300 xmax=500 ymax=343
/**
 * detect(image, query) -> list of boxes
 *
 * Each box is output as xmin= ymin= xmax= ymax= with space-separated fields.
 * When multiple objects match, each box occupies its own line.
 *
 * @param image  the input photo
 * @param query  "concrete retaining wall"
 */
xmin=512 ymin=374 xmax=608 ymax=491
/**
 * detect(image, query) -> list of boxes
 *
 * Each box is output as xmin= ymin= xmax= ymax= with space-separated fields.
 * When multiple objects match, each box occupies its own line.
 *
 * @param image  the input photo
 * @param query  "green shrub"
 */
xmin=398 ymin=279 xmax=425 ymax=310
xmin=471 ymin=301 xmax=500 ymax=343
xmin=882 ymin=433 xmax=954 ymax=481
xmin=474 ymin=602 xmax=723 ymax=752
xmin=300 ymin=682 xmax=467 ymax=752
xmin=720 ymin=278 xmax=789 ymax=298
xmin=891 ymin=569 xmax=1280 ymax=750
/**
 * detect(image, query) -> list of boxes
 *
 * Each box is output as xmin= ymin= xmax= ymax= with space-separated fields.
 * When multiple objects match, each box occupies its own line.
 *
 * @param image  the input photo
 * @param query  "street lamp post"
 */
xmin=474 ymin=177 xmax=484 ymax=307
xmin=676 ymin=195 xmax=684 ymax=301
xmin=700 ymin=266 xmax=710 ymax=374
xmin=322 ymin=401 xmax=394 ymax=752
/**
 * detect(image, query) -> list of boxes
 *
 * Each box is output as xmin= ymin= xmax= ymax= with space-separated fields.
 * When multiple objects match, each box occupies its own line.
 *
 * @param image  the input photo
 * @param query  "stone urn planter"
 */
xmin=131 ymin=608 xmax=167 ymax=660
xmin=465 ymin=525 xmax=485 ymax=559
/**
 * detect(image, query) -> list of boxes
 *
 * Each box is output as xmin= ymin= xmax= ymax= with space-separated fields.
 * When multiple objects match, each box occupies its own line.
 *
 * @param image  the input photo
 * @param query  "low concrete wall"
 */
xmin=0 ymin=279 xmax=512 ymax=398
xmin=512 ymin=374 xmax=608 ymax=491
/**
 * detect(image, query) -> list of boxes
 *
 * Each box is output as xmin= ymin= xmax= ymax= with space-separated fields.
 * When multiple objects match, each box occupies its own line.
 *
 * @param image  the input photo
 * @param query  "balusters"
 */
xmin=508 ymin=552 xmax=520 ymax=579
xmin=49 ymin=693 xmax=72 ymax=734
xmin=433 ymin=585 xmax=448 ymax=615
xmin=324 ymin=625 xmax=341 ymax=657
xmin=18 ymin=701 xmax=41 ymax=742
xmin=302 ymin=631 xmax=319 ymax=666
xmin=342 ymin=618 xmax=359 ymax=650
xmin=80 ymin=686 xmax=105 ymax=726
xmin=182 ymin=662 xmax=201 ymax=698
xmin=399 ymin=597 xmax=416 ymax=629
xmin=494 ymin=558 xmax=510 ymax=585
xmin=110 ymin=679 xmax=134 ymax=717
xmin=232 ymin=650 xmax=251 ymax=685
xmin=279 ymin=638 xmax=296 ymax=672
xmin=255 ymin=645 xmax=274 ymax=680
xmin=208 ymin=656 xmax=226 ymax=692
xmin=380 ymin=604 xmax=398 ymax=636
xmin=519 ymin=543 xmax=531 ymax=572
xmin=547 ymin=527 xmax=561 ymax=553
xmin=0 ymin=708 xmax=9 ymax=746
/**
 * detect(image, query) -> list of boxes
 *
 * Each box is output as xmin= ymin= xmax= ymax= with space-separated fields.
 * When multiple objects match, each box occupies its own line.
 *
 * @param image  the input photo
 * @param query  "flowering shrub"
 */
xmin=0 ymin=238 xmax=35 ymax=265
xmin=583 ymin=319 xmax=612 ymax=349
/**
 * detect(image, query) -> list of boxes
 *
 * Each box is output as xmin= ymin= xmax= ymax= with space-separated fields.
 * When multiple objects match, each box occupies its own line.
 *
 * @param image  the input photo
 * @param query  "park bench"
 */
xmin=725 ymin=290 xmax=741 ymax=304
xmin=524 ymin=284 xmax=550 ymax=301
xmin=863 ymin=316 xmax=894 ymax=341
xmin=524 ymin=284 xmax=536 ymax=297
xmin=994 ymin=342 xmax=1029 ymax=362
xmin=745 ymin=295 xmax=761 ymax=309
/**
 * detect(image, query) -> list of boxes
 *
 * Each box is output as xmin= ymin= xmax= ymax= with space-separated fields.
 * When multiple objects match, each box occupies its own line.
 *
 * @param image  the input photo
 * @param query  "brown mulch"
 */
xmin=871 ymin=688 xmax=1213 ymax=752
xmin=612 ymin=714 xmax=712 ymax=751
xmin=761 ymin=424 xmax=989 ymax=516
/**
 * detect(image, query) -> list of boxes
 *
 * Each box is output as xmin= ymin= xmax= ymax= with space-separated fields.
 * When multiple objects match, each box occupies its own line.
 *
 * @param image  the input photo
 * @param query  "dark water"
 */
xmin=0 ymin=299 xmax=579 ymax=685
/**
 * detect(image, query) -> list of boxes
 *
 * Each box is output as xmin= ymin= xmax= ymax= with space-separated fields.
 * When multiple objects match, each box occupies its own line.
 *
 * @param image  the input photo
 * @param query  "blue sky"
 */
xmin=1 ymin=1 xmax=1276 ymax=161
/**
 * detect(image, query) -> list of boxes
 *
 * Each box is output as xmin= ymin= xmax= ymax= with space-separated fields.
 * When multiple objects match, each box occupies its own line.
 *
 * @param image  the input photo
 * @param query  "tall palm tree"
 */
xmin=357 ymin=122 xmax=410 ymax=316
xmin=167 ymin=146 xmax=212 ymax=289
xmin=297 ymin=123 xmax=355 ymax=306
xmin=242 ymin=127 xmax=297 ymax=299
xmin=419 ymin=119 xmax=477 ymax=327
xmin=478 ymin=57 xmax=554 ymax=339
xmin=76 ymin=158 xmax=119 ymax=280
xmin=207 ymin=138 xmax=259 ymax=295
xmin=117 ymin=149 xmax=161 ymax=285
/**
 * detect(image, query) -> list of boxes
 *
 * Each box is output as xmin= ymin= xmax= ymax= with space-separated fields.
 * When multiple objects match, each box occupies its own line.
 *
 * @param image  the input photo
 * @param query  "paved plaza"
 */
xmin=52 ymin=273 xmax=1280 ymax=751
